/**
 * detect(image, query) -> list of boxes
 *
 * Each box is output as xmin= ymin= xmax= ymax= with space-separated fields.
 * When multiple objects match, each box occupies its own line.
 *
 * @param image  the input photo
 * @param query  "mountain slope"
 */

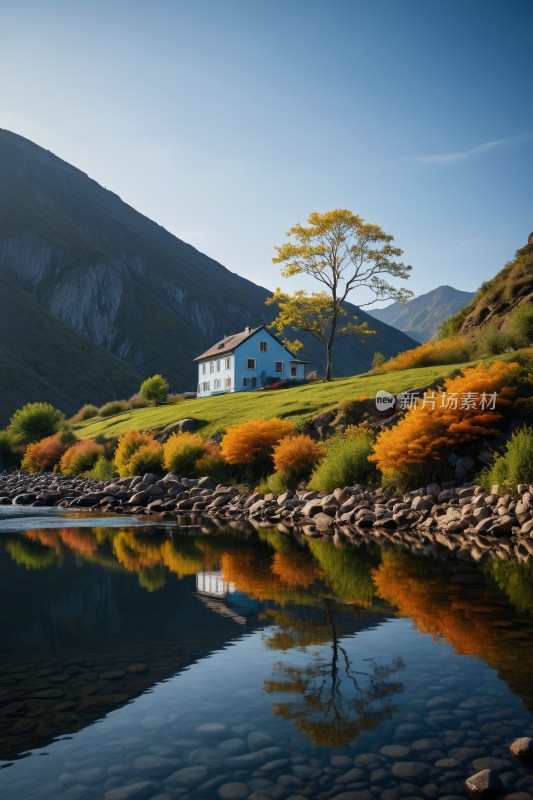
xmin=0 ymin=271 xmax=141 ymax=424
xmin=452 ymin=241 xmax=533 ymax=336
xmin=368 ymin=285 xmax=475 ymax=343
xmin=0 ymin=129 xmax=418 ymax=422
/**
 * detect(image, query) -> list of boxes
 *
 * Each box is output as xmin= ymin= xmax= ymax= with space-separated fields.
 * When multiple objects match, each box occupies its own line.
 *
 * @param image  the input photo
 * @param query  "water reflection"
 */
xmin=1 ymin=521 xmax=533 ymax=763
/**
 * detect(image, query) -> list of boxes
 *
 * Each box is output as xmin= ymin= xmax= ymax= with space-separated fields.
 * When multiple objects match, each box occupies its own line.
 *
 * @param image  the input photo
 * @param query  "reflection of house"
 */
xmin=194 ymin=326 xmax=308 ymax=398
xmin=195 ymin=571 xmax=258 ymax=623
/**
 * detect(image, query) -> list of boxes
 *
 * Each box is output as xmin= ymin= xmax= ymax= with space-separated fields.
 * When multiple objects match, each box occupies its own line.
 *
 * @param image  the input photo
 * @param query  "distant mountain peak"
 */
xmin=368 ymin=285 xmax=475 ymax=343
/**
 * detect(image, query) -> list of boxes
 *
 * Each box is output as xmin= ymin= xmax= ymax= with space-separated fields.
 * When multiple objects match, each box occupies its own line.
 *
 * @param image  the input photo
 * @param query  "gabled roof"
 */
xmin=194 ymin=326 xmax=264 ymax=361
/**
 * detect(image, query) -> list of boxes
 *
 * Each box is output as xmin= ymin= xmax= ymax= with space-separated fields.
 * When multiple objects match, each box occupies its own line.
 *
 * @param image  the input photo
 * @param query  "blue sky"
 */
xmin=1 ymin=0 xmax=531 ymax=306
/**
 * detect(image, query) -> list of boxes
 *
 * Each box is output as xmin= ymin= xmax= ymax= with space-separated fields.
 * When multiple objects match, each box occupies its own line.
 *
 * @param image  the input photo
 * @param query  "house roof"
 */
xmin=194 ymin=326 xmax=264 ymax=361
xmin=194 ymin=325 xmax=312 ymax=363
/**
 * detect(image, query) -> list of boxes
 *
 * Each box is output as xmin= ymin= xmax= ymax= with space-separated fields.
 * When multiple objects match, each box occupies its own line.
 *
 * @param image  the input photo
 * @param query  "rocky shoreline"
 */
xmin=1 ymin=470 xmax=532 ymax=563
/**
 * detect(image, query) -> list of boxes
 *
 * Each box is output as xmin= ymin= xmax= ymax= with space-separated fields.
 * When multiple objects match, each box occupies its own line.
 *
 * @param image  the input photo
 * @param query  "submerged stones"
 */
xmin=464 ymin=768 xmax=502 ymax=797
xmin=510 ymin=737 xmax=533 ymax=762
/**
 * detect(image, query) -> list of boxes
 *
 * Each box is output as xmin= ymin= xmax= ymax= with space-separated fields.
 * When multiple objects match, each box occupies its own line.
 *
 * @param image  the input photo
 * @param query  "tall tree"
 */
xmin=268 ymin=209 xmax=413 ymax=380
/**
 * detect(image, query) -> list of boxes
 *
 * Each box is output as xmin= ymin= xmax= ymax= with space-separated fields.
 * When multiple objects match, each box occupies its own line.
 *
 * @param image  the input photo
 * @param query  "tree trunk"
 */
xmin=325 ymin=342 xmax=333 ymax=381
xmin=325 ymin=308 xmax=338 ymax=382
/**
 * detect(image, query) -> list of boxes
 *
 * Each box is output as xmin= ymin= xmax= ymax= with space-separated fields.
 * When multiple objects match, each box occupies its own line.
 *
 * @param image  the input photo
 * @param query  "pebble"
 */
xmin=104 ymin=782 xmax=157 ymax=800
xmin=217 ymin=782 xmax=249 ymax=799
xmin=165 ymin=765 xmax=208 ymax=786
xmin=381 ymin=745 xmax=411 ymax=758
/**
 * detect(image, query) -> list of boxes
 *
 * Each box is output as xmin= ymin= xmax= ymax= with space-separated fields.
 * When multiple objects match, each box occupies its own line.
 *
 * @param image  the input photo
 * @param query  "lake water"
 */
xmin=1 ymin=508 xmax=533 ymax=799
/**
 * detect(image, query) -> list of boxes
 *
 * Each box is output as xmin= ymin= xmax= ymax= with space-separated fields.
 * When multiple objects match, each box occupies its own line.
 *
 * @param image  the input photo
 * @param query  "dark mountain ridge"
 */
xmin=0 ymin=129 xmax=417 ymax=423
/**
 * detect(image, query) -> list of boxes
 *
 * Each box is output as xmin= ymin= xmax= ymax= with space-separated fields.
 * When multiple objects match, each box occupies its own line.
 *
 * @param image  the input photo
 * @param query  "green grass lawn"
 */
xmin=75 ymin=360 xmax=478 ymax=441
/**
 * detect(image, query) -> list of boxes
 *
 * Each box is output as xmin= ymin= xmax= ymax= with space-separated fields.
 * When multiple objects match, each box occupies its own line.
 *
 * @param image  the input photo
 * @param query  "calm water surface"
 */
xmin=1 ymin=508 xmax=533 ymax=799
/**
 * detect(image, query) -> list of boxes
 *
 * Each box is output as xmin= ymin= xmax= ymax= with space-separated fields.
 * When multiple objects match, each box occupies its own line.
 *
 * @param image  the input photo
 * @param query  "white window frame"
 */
xmin=275 ymin=361 xmax=284 ymax=373
xmin=259 ymin=341 xmax=268 ymax=352
xmin=217 ymin=360 xmax=221 ymax=372
xmin=202 ymin=363 xmax=206 ymax=375
xmin=225 ymin=376 xmax=232 ymax=388
xmin=246 ymin=358 xmax=256 ymax=370
xmin=225 ymin=356 xmax=231 ymax=370
xmin=210 ymin=361 xmax=215 ymax=373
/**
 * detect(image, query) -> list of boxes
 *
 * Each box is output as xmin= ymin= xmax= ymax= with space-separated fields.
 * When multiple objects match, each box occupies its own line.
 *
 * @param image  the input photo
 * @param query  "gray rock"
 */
xmin=217 ymin=783 xmax=249 ymax=799
xmin=104 ymin=783 xmax=157 ymax=800
xmin=510 ymin=737 xmax=533 ymax=760
xmin=165 ymin=765 xmax=208 ymax=786
xmin=464 ymin=768 xmax=502 ymax=797
xmin=391 ymin=761 xmax=431 ymax=780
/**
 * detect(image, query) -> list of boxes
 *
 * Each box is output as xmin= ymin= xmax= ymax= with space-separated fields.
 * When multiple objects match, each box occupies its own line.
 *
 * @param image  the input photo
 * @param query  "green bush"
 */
xmin=506 ymin=303 xmax=533 ymax=349
xmin=163 ymin=433 xmax=206 ymax=477
xmin=478 ymin=426 xmax=533 ymax=495
xmin=85 ymin=455 xmax=117 ymax=480
xmin=140 ymin=374 xmax=169 ymax=405
xmin=474 ymin=324 xmax=510 ymax=357
xmin=73 ymin=403 xmax=99 ymax=422
xmin=114 ymin=430 xmax=161 ymax=477
xmin=98 ymin=400 xmax=129 ymax=417
xmin=127 ymin=443 xmax=164 ymax=476
xmin=371 ymin=352 xmax=387 ymax=370
xmin=128 ymin=393 xmax=150 ymax=409
xmin=7 ymin=402 xmax=64 ymax=446
xmin=0 ymin=431 xmax=20 ymax=470
xmin=308 ymin=433 xmax=376 ymax=493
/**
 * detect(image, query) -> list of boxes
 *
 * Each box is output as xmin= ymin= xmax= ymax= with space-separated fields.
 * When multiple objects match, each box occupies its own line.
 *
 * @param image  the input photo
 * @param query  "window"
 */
xmin=202 ymin=363 xmax=206 ymax=375
xmin=275 ymin=361 xmax=284 ymax=373
xmin=247 ymin=358 xmax=256 ymax=370
xmin=202 ymin=381 xmax=210 ymax=392
xmin=251 ymin=377 xmax=257 ymax=388
xmin=217 ymin=360 xmax=221 ymax=372
xmin=214 ymin=379 xmax=220 ymax=390
xmin=291 ymin=365 xmax=297 ymax=377
xmin=259 ymin=341 xmax=268 ymax=352
xmin=225 ymin=377 xmax=232 ymax=388
xmin=210 ymin=361 xmax=215 ymax=373
xmin=242 ymin=377 xmax=248 ymax=387
xmin=225 ymin=357 xmax=231 ymax=370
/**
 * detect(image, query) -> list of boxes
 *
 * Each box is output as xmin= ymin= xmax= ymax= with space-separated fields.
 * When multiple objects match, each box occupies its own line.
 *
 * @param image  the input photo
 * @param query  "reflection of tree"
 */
xmin=263 ymin=599 xmax=404 ymax=747
xmin=306 ymin=538 xmax=379 ymax=606
xmin=138 ymin=568 xmax=167 ymax=592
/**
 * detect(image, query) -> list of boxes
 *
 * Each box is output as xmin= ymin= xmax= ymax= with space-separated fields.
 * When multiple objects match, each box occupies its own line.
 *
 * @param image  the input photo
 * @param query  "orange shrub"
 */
xmin=370 ymin=360 xmax=520 ymax=485
xmin=194 ymin=440 xmax=228 ymax=482
xmin=59 ymin=439 xmax=104 ymax=475
xmin=21 ymin=434 xmax=66 ymax=473
xmin=115 ymin=430 xmax=160 ymax=477
xmin=272 ymin=434 xmax=322 ymax=478
xmin=376 ymin=335 xmax=472 ymax=372
xmin=221 ymin=417 xmax=294 ymax=465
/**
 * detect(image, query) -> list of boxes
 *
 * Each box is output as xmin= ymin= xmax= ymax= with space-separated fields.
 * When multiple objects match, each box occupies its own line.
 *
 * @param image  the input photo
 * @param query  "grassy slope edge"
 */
xmin=75 ymin=358 xmax=503 ymax=441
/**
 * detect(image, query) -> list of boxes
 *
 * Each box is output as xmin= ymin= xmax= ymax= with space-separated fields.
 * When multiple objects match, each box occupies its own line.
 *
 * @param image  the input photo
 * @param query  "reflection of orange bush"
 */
xmin=58 ymin=528 xmax=98 ymax=555
xmin=221 ymin=552 xmax=287 ymax=600
xmin=272 ymin=551 xmax=323 ymax=589
xmin=370 ymin=361 xmax=519 ymax=481
xmin=221 ymin=418 xmax=294 ymax=465
xmin=22 ymin=434 xmax=66 ymax=473
xmin=25 ymin=529 xmax=61 ymax=549
xmin=372 ymin=552 xmax=507 ymax=658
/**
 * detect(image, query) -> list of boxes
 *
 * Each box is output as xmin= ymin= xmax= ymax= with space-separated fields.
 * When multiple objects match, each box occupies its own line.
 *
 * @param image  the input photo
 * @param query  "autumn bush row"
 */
xmin=6 ymin=360 xmax=532 ymax=493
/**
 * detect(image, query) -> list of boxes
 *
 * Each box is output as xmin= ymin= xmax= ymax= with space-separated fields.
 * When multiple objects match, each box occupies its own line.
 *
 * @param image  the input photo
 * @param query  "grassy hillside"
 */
xmin=75 ymin=360 xmax=482 ymax=440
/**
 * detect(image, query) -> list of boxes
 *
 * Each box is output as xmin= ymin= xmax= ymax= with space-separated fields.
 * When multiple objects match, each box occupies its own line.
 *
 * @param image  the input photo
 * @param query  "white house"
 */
xmin=194 ymin=325 xmax=308 ymax=398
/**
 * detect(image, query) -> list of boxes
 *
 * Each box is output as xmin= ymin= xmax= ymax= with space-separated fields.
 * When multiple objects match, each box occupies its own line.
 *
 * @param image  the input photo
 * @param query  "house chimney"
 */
xmin=245 ymin=326 xmax=251 ymax=333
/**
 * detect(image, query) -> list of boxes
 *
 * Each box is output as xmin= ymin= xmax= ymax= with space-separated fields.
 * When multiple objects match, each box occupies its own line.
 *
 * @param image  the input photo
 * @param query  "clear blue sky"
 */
xmin=1 ymin=0 xmax=531 ymax=306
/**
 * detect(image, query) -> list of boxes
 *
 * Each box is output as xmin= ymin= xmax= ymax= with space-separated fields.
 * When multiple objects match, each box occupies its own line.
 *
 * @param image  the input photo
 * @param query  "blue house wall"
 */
xmin=196 ymin=328 xmax=306 ymax=398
